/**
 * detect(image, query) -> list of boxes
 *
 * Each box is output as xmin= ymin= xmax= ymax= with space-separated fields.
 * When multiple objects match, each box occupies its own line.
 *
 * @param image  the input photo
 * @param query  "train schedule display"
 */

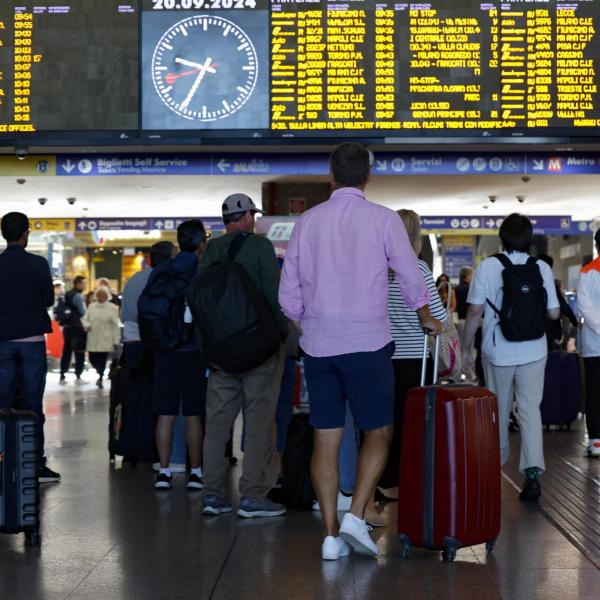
xmin=1 ymin=0 xmax=600 ymax=141
xmin=0 ymin=1 xmax=138 ymax=134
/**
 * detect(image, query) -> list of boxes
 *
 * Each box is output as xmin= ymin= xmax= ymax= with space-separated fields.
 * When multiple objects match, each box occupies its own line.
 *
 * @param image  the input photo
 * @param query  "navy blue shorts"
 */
xmin=304 ymin=343 xmax=395 ymax=431
xmin=152 ymin=350 xmax=207 ymax=417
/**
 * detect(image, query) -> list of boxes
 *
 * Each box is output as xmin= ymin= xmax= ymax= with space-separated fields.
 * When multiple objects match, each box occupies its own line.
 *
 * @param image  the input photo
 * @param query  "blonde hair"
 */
xmin=95 ymin=287 xmax=110 ymax=303
xmin=398 ymin=209 xmax=422 ymax=254
xmin=96 ymin=277 xmax=111 ymax=290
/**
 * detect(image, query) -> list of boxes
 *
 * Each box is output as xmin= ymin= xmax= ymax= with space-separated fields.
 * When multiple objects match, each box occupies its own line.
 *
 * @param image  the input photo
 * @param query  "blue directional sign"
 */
xmin=421 ymin=216 xmax=593 ymax=235
xmin=75 ymin=217 xmax=224 ymax=231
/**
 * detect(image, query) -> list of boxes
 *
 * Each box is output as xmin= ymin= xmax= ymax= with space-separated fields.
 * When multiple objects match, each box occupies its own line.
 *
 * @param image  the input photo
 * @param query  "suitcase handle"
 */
xmin=421 ymin=329 xmax=440 ymax=387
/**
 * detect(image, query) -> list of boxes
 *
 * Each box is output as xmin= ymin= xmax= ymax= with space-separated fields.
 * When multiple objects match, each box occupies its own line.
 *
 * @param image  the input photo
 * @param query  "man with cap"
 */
xmin=200 ymin=193 xmax=288 ymax=518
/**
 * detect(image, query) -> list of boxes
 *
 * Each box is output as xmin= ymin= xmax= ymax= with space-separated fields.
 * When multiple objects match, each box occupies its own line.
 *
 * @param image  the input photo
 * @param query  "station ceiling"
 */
xmin=0 ymin=172 xmax=598 ymax=221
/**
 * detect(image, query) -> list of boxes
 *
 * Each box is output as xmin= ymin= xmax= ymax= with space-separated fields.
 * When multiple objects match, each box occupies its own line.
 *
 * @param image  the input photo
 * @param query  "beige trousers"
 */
xmin=203 ymin=347 xmax=285 ymax=499
xmin=483 ymin=356 xmax=547 ymax=473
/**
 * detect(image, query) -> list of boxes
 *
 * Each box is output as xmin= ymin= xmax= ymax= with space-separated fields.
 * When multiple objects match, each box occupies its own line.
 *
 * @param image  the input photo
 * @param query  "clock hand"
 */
xmin=175 ymin=57 xmax=217 ymax=73
xmin=180 ymin=57 xmax=215 ymax=110
xmin=166 ymin=64 xmax=218 ymax=85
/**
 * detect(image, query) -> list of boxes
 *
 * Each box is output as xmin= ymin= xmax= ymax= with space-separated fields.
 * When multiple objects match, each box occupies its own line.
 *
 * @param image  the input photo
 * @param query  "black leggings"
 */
xmin=89 ymin=352 xmax=108 ymax=378
xmin=379 ymin=357 xmax=433 ymax=489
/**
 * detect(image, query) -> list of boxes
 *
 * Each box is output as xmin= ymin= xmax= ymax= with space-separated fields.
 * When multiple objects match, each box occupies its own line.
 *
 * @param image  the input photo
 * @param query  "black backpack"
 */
xmin=486 ymin=254 xmax=547 ymax=342
xmin=186 ymin=233 xmax=281 ymax=373
xmin=54 ymin=291 xmax=81 ymax=327
xmin=138 ymin=260 xmax=196 ymax=350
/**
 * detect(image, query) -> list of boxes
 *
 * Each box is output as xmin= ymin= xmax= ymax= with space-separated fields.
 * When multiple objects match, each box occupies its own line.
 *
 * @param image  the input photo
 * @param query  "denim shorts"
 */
xmin=304 ymin=342 xmax=395 ymax=431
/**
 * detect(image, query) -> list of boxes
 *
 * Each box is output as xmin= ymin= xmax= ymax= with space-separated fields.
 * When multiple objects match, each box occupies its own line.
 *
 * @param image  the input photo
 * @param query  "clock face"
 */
xmin=151 ymin=15 xmax=258 ymax=122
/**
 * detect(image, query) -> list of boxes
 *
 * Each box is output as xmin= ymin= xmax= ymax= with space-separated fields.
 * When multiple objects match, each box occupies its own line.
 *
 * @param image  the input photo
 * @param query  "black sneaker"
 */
xmin=154 ymin=472 xmax=173 ymax=490
xmin=39 ymin=465 xmax=61 ymax=483
xmin=187 ymin=473 xmax=204 ymax=491
xmin=59 ymin=375 xmax=67 ymax=385
xmin=519 ymin=476 xmax=541 ymax=502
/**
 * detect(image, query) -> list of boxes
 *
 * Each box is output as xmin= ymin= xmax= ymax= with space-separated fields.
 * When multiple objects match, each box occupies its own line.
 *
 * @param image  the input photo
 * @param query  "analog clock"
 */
xmin=151 ymin=15 xmax=259 ymax=122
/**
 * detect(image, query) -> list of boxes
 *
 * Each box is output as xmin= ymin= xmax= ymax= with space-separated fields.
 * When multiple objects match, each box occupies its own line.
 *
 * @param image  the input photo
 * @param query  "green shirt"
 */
xmin=199 ymin=232 xmax=288 ymax=336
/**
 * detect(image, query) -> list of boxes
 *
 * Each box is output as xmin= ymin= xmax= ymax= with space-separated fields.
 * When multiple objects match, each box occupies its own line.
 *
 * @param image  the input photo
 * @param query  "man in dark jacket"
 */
xmin=0 ymin=212 xmax=60 ymax=482
xmin=59 ymin=275 xmax=87 ymax=383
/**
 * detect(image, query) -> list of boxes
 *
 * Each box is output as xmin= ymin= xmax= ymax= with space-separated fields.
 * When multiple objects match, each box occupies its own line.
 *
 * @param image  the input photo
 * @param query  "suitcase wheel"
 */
xmin=441 ymin=549 xmax=456 ymax=562
xmin=25 ymin=529 xmax=41 ymax=548
xmin=398 ymin=534 xmax=411 ymax=559
xmin=485 ymin=540 xmax=496 ymax=553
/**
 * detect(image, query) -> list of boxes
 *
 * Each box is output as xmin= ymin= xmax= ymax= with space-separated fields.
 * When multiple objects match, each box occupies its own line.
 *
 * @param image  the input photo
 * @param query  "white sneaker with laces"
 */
xmin=339 ymin=512 xmax=379 ymax=557
xmin=588 ymin=439 xmax=600 ymax=457
xmin=312 ymin=492 xmax=353 ymax=513
xmin=321 ymin=536 xmax=350 ymax=561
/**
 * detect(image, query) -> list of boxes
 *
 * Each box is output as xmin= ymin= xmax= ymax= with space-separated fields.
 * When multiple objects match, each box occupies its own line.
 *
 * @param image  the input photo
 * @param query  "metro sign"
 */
xmin=547 ymin=157 xmax=563 ymax=172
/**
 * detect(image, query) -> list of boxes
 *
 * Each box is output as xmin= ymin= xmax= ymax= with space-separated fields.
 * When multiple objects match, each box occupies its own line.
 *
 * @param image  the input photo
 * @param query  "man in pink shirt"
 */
xmin=279 ymin=143 xmax=441 ymax=560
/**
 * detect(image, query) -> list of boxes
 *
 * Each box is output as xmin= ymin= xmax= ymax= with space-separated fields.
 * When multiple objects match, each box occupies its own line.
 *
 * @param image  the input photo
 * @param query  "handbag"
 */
xmin=429 ymin=281 xmax=462 ymax=382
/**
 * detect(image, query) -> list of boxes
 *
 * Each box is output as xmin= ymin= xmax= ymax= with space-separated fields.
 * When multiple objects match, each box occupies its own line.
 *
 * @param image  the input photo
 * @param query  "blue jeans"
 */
xmin=275 ymin=358 xmax=296 ymax=453
xmin=0 ymin=341 xmax=47 ymax=462
xmin=339 ymin=406 xmax=358 ymax=493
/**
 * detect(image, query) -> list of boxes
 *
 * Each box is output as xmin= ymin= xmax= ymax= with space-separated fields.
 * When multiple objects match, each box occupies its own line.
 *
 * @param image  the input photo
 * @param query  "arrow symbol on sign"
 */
xmin=217 ymin=159 xmax=231 ymax=173
xmin=77 ymin=221 xmax=88 ymax=230
xmin=62 ymin=159 xmax=75 ymax=174
xmin=486 ymin=219 xmax=495 ymax=228
xmin=155 ymin=220 xmax=164 ymax=229
xmin=532 ymin=159 xmax=544 ymax=171
xmin=376 ymin=159 xmax=387 ymax=171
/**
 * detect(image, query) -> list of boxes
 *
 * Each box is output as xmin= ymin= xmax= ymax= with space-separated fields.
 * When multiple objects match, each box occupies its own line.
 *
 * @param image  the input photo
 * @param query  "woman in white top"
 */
xmin=85 ymin=287 xmax=120 ymax=388
xmin=378 ymin=210 xmax=448 ymax=499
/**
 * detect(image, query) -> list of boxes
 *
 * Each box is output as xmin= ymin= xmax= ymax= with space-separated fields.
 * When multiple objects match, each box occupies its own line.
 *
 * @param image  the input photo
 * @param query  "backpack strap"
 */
xmin=526 ymin=256 xmax=538 ymax=265
xmin=493 ymin=253 xmax=512 ymax=269
xmin=228 ymin=233 xmax=250 ymax=261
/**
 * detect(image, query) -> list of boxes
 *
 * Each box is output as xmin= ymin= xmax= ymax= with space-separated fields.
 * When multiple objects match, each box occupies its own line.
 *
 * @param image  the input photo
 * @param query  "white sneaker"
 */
xmin=312 ymin=492 xmax=353 ymax=513
xmin=339 ymin=512 xmax=379 ymax=557
xmin=321 ymin=536 xmax=350 ymax=561
xmin=588 ymin=439 xmax=600 ymax=457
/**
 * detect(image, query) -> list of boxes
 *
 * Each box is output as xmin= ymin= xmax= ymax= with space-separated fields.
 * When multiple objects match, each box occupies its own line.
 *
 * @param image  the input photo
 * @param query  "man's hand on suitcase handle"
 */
xmin=417 ymin=305 xmax=442 ymax=336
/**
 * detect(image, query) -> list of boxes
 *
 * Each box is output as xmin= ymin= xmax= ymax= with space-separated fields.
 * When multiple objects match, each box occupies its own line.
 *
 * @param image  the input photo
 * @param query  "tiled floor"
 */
xmin=1 ymin=373 xmax=599 ymax=599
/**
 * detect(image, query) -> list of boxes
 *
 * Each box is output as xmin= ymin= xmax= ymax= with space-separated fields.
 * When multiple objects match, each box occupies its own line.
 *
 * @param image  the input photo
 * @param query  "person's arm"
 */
xmin=556 ymin=284 xmax=578 ymax=327
xmin=258 ymin=238 xmax=288 ymax=336
xmin=539 ymin=262 xmax=560 ymax=321
xmin=73 ymin=292 xmax=86 ymax=318
xmin=462 ymin=303 xmax=484 ymax=375
xmin=450 ymin=288 xmax=457 ymax=313
xmin=385 ymin=217 xmax=441 ymax=334
xmin=279 ymin=222 xmax=304 ymax=325
xmin=40 ymin=259 xmax=54 ymax=308
xmin=112 ymin=305 xmax=121 ymax=346
xmin=578 ymin=272 xmax=600 ymax=335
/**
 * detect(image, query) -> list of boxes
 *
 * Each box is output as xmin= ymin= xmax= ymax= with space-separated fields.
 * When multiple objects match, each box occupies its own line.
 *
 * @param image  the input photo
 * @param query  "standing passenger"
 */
xmin=201 ymin=194 xmax=288 ymax=519
xmin=461 ymin=213 xmax=560 ymax=501
xmin=279 ymin=143 xmax=441 ymax=560
xmin=59 ymin=276 xmax=87 ymax=384
xmin=0 ymin=212 xmax=61 ymax=482
xmin=576 ymin=229 xmax=600 ymax=457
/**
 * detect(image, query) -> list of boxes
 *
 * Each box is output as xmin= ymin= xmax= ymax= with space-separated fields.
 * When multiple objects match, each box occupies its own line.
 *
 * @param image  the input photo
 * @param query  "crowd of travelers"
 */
xmin=1 ymin=142 xmax=599 ymax=560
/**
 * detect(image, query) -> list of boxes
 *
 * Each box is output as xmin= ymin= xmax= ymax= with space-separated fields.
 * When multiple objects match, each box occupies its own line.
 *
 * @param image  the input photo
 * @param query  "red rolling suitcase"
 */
xmin=398 ymin=336 xmax=501 ymax=561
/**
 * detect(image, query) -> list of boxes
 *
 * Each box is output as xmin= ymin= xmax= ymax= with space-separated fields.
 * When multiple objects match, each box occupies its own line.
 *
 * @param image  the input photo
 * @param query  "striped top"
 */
xmin=388 ymin=260 xmax=448 ymax=359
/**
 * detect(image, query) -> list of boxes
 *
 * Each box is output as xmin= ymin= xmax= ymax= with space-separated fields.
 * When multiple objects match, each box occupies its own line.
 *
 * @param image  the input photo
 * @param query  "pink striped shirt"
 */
xmin=279 ymin=187 xmax=429 ymax=357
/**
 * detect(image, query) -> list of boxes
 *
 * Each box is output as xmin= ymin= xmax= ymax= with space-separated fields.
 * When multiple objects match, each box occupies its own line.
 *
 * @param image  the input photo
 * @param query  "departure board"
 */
xmin=270 ymin=0 xmax=600 ymax=134
xmin=0 ymin=1 xmax=138 ymax=134
xmin=2 ymin=0 xmax=600 ymax=142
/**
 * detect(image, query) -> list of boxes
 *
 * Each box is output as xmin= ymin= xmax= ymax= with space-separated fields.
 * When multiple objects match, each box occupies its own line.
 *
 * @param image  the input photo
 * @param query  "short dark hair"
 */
xmin=223 ymin=211 xmax=247 ymax=226
xmin=499 ymin=213 xmax=533 ymax=253
xmin=1 ymin=212 xmax=29 ymax=242
xmin=537 ymin=254 xmax=554 ymax=268
xmin=177 ymin=219 xmax=207 ymax=253
xmin=73 ymin=276 xmax=86 ymax=287
xmin=149 ymin=241 xmax=174 ymax=267
xmin=595 ymin=229 xmax=600 ymax=248
xmin=330 ymin=142 xmax=371 ymax=188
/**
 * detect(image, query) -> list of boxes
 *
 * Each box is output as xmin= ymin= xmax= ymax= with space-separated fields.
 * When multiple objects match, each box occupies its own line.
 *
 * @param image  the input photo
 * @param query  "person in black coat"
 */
xmin=0 ymin=212 xmax=61 ymax=482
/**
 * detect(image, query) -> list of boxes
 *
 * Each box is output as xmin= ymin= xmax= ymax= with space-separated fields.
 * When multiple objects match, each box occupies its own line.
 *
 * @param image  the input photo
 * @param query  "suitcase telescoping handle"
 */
xmin=421 ymin=329 xmax=440 ymax=387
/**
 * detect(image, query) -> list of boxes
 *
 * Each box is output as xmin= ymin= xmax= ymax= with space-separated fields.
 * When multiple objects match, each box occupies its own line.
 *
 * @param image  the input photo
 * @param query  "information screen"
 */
xmin=2 ymin=0 xmax=600 ymax=141
xmin=0 ymin=1 xmax=139 ymax=134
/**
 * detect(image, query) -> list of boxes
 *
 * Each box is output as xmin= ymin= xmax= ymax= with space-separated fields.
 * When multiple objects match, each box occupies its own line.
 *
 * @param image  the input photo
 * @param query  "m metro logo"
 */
xmin=547 ymin=157 xmax=563 ymax=172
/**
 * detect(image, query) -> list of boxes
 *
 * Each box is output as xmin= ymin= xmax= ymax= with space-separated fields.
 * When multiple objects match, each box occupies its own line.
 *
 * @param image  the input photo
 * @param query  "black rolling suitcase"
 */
xmin=109 ymin=366 xmax=158 ymax=464
xmin=541 ymin=351 xmax=581 ymax=430
xmin=0 ymin=409 xmax=42 ymax=547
